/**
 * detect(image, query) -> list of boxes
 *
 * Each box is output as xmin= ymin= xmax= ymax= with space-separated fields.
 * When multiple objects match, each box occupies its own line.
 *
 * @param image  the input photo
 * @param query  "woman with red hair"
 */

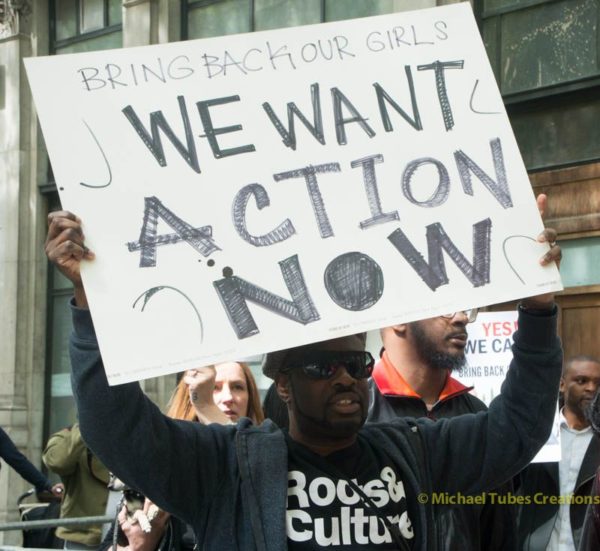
xmin=167 ymin=362 xmax=264 ymax=425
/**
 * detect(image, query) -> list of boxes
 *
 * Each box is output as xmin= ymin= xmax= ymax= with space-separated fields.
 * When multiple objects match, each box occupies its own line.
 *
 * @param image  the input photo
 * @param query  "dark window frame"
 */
xmin=49 ymin=0 xmax=122 ymax=54
xmin=473 ymin=0 xmax=600 ymax=171
xmin=473 ymin=0 xmax=600 ymax=104
xmin=44 ymin=1 xmax=123 ymax=444
xmin=180 ymin=0 xmax=327 ymax=40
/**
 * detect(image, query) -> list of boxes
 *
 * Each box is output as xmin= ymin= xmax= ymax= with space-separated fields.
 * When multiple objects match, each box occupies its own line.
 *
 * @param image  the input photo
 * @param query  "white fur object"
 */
xmin=131 ymin=506 xmax=160 ymax=533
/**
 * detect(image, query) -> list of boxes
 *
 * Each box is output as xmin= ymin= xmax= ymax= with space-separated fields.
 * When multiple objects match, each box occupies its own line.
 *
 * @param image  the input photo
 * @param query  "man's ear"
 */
xmin=275 ymin=373 xmax=292 ymax=404
xmin=559 ymin=377 xmax=565 ymax=394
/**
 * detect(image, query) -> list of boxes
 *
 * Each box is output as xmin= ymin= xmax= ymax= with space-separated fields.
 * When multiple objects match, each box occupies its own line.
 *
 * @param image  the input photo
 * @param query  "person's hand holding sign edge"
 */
xmin=519 ymin=193 xmax=562 ymax=312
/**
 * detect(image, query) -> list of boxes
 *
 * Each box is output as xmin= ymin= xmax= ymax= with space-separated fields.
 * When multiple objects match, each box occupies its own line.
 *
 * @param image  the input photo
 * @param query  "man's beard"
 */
xmin=410 ymin=322 xmax=467 ymax=372
xmin=585 ymin=391 xmax=600 ymax=434
xmin=289 ymin=380 xmax=366 ymax=440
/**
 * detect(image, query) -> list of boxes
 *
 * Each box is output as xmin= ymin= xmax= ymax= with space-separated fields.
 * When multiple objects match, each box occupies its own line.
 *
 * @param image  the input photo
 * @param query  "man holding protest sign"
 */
xmin=46 ymin=206 xmax=562 ymax=550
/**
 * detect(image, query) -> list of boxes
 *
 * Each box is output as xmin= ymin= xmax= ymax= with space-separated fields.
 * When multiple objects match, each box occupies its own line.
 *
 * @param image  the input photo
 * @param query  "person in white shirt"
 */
xmin=517 ymin=355 xmax=600 ymax=550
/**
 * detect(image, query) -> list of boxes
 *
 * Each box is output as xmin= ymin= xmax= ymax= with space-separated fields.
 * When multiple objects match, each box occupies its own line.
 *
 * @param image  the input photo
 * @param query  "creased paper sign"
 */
xmin=26 ymin=3 xmax=562 ymax=384
xmin=457 ymin=311 xmax=561 ymax=462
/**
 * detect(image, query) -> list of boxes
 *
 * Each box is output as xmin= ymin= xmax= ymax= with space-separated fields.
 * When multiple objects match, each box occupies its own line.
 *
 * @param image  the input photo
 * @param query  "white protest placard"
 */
xmin=26 ymin=3 xmax=562 ymax=384
xmin=457 ymin=311 xmax=561 ymax=462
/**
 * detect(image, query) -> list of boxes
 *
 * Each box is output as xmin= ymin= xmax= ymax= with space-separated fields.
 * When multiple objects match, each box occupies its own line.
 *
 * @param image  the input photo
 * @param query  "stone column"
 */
xmin=0 ymin=1 xmax=50 ymax=544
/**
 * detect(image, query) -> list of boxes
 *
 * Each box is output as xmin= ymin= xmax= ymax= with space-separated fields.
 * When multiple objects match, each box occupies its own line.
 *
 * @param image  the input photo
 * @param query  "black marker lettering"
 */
xmin=387 ymin=218 xmax=492 ymax=291
xmin=267 ymin=41 xmax=296 ymax=70
xmin=222 ymin=50 xmax=247 ymax=76
xmin=333 ymin=35 xmax=355 ymax=59
xmin=130 ymin=63 xmax=139 ymax=86
xmin=392 ymin=27 xmax=410 ymax=46
xmin=454 ymin=137 xmax=512 ymax=208
xmin=202 ymin=54 xmax=224 ymax=79
xmin=411 ymin=25 xmax=434 ymax=46
xmin=417 ymin=60 xmax=464 ymax=131
xmin=196 ymin=95 xmax=256 ymax=159
xmin=167 ymin=55 xmax=195 ymax=80
xmin=318 ymin=39 xmax=334 ymax=61
xmin=232 ymin=183 xmax=296 ymax=246
xmin=129 ymin=196 xmax=220 ymax=267
xmin=274 ymin=163 xmax=341 ymax=239
xmin=262 ymin=83 xmax=325 ymax=150
xmin=243 ymin=48 xmax=263 ymax=72
xmin=402 ymin=157 xmax=450 ymax=208
xmin=324 ymin=252 xmax=384 ymax=311
xmin=351 ymin=154 xmax=399 ymax=229
xmin=374 ymin=67 xmax=422 ymax=132
xmin=213 ymin=255 xmax=320 ymax=338
xmin=366 ymin=32 xmax=385 ymax=52
xmin=301 ymin=43 xmax=319 ymax=63
xmin=141 ymin=59 xmax=166 ymax=83
xmin=78 ymin=67 xmax=106 ymax=91
xmin=105 ymin=63 xmax=127 ymax=89
xmin=331 ymin=87 xmax=376 ymax=145
xmin=434 ymin=21 xmax=448 ymax=41
xmin=122 ymin=95 xmax=200 ymax=172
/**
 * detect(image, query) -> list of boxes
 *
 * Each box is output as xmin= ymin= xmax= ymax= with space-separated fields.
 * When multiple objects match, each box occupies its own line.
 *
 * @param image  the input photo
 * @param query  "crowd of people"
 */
xmin=2 ymin=197 xmax=600 ymax=551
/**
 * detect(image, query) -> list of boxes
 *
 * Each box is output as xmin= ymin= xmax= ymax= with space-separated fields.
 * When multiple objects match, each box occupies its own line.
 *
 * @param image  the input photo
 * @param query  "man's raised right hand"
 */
xmin=45 ymin=211 xmax=94 ymax=308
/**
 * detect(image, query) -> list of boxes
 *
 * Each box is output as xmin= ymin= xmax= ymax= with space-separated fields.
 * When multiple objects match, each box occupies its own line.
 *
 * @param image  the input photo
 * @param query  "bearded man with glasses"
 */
xmin=368 ymin=308 xmax=517 ymax=551
xmin=47 ymin=207 xmax=562 ymax=551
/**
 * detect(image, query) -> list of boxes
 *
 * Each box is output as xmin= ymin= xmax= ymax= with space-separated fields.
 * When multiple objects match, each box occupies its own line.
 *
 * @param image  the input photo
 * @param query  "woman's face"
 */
xmin=214 ymin=362 xmax=249 ymax=421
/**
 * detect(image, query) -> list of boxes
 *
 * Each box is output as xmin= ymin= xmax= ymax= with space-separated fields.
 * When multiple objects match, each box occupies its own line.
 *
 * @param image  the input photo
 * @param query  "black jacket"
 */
xmin=70 ymin=304 xmax=562 ymax=550
xmin=578 ymin=469 xmax=600 ymax=551
xmin=368 ymin=366 xmax=517 ymax=550
xmin=0 ymin=426 xmax=52 ymax=493
xmin=516 ymin=434 xmax=600 ymax=550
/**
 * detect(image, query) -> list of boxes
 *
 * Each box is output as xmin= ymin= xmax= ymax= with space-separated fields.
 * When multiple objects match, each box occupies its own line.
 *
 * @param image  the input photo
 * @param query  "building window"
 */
xmin=43 ymin=1 xmax=123 ymax=439
xmin=474 ymin=0 xmax=600 ymax=171
xmin=50 ymin=0 xmax=123 ymax=54
xmin=559 ymin=237 xmax=600 ymax=288
xmin=44 ymin=194 xmax=81 ymax=437
xmin=182 ymin=0 xmax=399 ymax=39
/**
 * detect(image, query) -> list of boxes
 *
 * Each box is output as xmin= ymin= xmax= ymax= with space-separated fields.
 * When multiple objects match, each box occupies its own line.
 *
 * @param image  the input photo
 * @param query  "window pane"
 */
xmin=50 ymin=293 xmax=73 ymax=376
xmin=81 ymin=0 xmax=105 ymax=33
xmin=48 ymin=292 xmax=78 ymax=435
xmin=484 ymin=0 xmax=530 ymax=11
xmin=325 ymin=0 xmax=396 ymax=22
xmin=47 ymin=396 xmax=79 ymax=437
xmin=55 ymin=30 xmax=122 ymax=54
xmin=188 ymin=0 xmax=251 ymax=39
xmin=484 ymin=0 xmax=557 ymax=13
xmin=560 ymin=237 xmax=600 ymax=287
xmin=510 ymin=93 xmax=600 ymax=169
xmin=109 ymin=0 xmax=123 ymax=25
xmin=255 ymin=0 xmax=321 ymax=31
xmin=55 ymin=0 xmax=78 ymax=41
xmin=52 ymin=265 xmax=74 ymax=291
xmin=499 ymin=0 xmax=598 ymax=94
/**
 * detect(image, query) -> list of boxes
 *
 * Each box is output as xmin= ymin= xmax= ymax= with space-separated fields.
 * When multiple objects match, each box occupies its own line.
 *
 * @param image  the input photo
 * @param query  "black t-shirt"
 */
xmin=285 ymin=433 xmax=414 ymax=549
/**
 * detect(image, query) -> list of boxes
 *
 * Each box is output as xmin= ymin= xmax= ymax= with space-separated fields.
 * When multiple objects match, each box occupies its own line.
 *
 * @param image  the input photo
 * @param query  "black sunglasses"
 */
xmin=284 ymin=351 xmax=375 ymax=380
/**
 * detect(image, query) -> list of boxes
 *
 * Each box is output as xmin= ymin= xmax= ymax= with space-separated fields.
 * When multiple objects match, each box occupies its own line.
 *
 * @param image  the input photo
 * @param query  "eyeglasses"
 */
xmin=440 ymin=309 xmax=478 ymax=323
xmin=284 ymin=351 xmax=375 ymax=380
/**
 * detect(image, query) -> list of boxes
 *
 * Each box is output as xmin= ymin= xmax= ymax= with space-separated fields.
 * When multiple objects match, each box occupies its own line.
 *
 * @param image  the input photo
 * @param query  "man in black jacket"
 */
xmin=368 ymin=309 xmax=517 ymax=550
xmin=517 ymin=355 xmax=600 ymax=550
xmin=46 ymin=208 xmax=563 ymax=550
